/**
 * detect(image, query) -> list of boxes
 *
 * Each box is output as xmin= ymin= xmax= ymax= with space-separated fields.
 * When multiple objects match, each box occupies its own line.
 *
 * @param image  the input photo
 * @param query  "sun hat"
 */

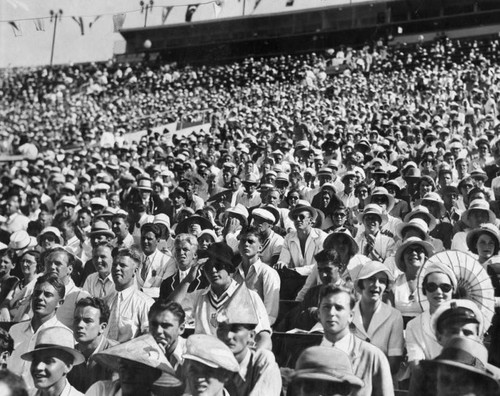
xmin=404 ymin=205 xmax=437 ymax=231
xmin=290 ymin=346 xmax=363 ymax=389
xmin=58 ymin=196 xmax=78 ymax=207
xmin=289 ymin=202 xmax=317 ymax=222
xmin=88 ymin=220 xmax=115 ymax=239
xmin=394 ymin=236 xmax=434 ymax=273
xmin=421 ymin=192 xmax=447 ymax=218
xmin=323 ymin=227 xmax=359 ymax=255
xmin=354 ymin=260 xmax=395 ymax=293
xmin=396 ymin=218 xmax=429 ymax=240
xmin=138 ymin=178 xmax=153 ymax=192
xmin=357 ymin=203 xmax=388 ymax=226
xmin=183 ymin=334 xmax=239 ymax=373
xmin=421 ymin=337 xmax=499 ymax=393
xmin=37 ymin=227 xmax=64 ymax=245
xmin=175 ymin=215 xmax=214 ymax=235
xmin=89 ymin=197 xmax=108 ymax=208
xmin=251 ymin=207 xmax=277 ymax=225
xmin=466 ymin=223 xmax=500 ymax=254
xmin=368 ymin=187 xmax=395 ymax=212
xmin=461 ymin=199 xmax=496 ymax=227
xmin=21 ymin=327 xmax=84 ymax=365
xmin=224 ymin=204 xmax=249 ymax=226
xmin=9 ymin=231 xmax=35 ymax=251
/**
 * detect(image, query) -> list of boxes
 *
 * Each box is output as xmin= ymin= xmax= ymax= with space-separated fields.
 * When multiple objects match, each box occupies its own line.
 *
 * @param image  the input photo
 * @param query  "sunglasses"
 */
xmin=294 ymin=214 xmax=310 ymax=221
xmin=425 ymin=282 xmax=453 ymax=293
xmin=333 ymin=212 xmax=347 ymax=218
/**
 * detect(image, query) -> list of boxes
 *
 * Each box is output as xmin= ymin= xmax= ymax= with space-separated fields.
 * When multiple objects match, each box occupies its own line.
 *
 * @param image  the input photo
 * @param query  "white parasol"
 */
xmin=417 ymin=250 xmax=495 ymax=331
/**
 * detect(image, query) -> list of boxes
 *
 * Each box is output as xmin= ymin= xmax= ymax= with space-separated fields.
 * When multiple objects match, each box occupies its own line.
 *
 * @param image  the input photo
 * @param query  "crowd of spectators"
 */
xmin=0 ymin=35 xmax=499 ymax=395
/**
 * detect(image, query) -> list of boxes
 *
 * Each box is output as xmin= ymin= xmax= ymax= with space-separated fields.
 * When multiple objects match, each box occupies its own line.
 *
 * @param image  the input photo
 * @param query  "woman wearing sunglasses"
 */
xmin=406 ymin=262 xmax=457 ymax=372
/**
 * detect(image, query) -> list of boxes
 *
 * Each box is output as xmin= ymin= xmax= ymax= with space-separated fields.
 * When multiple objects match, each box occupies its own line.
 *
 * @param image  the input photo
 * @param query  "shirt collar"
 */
xmin=238 ymin=349 xmax=251 ymax=380
xmin=320 ymin=332 xmax=352 ymax=355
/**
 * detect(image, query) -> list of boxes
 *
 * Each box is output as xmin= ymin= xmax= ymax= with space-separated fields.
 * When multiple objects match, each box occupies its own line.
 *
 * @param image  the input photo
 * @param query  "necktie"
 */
xmin=107 ymin=292 xmax=122 ymax=341
xmin=141 ymin=256 xmax=150 ymax=281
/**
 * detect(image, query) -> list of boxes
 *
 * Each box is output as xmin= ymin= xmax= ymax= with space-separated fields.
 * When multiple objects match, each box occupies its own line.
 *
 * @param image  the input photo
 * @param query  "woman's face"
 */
xmin=426 ymin=272 xmax=454 ymax=311
xmin=403 ymin=244 xmax=426 ymax=271
xmin=476 ymin=233 xmax=496 ymax=260
xmin=420 ymin=181 xmax=434 ymax=197
xmin=20 ymin=253 xmax=38 ymax=278
xmin=0 ymin=255 xmax=14 ymax=278
xmin=361 ymin=272 xmax=388 ymax=303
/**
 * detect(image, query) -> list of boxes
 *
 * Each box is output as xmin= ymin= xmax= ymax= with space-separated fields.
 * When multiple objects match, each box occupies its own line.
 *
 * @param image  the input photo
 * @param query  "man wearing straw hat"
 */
xmin=215 ymin=281 xmax=281 ymax=396
xmin=21 ymin=327 xmax=85 ymax=396
xmin=87 ymin=333 xmax=184 ymax=396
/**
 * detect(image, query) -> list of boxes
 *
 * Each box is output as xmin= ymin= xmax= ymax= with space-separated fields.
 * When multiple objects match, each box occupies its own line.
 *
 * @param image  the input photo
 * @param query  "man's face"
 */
xmin=363 ymin=214 xmax=381 ymax=234
xmin=238 ymin=234 xmax=262 ymax=259
xmin=61 ymin=204 xmax=75 ymax=219
xmin=149 ymin=310 xmax=185 ymax=353
xmin=331 ymin=210 xmax=347 ymax=228
xmin=174 ymin=241 xmax=197 ymax=271
xmin=437 ymin=322 xmax=479 ymax=346
xmin=318 ymin=292 xmax=353 ymax=337
xmin=317 ymin=261 xmax=340 ymax=285
xmin=437 ymin=365 xmax=485 ymax=396
xmin=112 ymin=256 xmax=137 ymax=289
xmin=74 ymin=306 xmax=105 ymax=344
xmin=203 ymin=264 xmax=231 ymax=289
xmin=44 ymin=252 xmax=72 ymax=284
xmin=265 ymin=191 xmax=280 ymax=207
xmin=230 ymin=177 xmax=241 ymax=192
xmin=243 ymin=183 xmax=257 ymax=195
xmin=439 ymin=172 xmax=453 ymax=187
xmin=5 ymin=198 xmax=18 ymax=216
xmin=77 ymin=212 xmax=91 ymax=229
xmin=141 ymin=231 xmax=159 ymax=255
xmin=343 ymin=175 xmax=356 ymax=191
xmin=185 ymin=360 xmax=228 ymax=396
xmin=92 ymin=246 xmax=113 ymax=278
xmin=91 ymin=234 xmax=110 ymax=248
xmin=293 ymin=210 xmax=313 ymax=231
xmin=31 ymin=282 xmax=63 ymax=318
xmin=30 ymin=350 xmax=72 ymax=390
xmin=253 ymin=216 xmax=273 ymax=236
xmin=216 ymin=323 xmax=254 ymax=357
xmin=112 ymin=217 xmax=129 ymax=238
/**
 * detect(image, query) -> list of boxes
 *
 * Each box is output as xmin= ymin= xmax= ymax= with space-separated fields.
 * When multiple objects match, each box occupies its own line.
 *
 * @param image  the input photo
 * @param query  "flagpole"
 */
xmin=243 ymin=0 xmax=246 ymax=16
xmin=140 ymin=0 xmax=154 ymax=27
xmin=49 ymin=9 xmax=63 ymax=67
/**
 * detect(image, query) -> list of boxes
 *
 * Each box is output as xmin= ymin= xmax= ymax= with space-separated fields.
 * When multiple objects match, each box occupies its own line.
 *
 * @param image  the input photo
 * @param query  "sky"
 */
xmin=0 ymin=0 xmax=370 ymax=68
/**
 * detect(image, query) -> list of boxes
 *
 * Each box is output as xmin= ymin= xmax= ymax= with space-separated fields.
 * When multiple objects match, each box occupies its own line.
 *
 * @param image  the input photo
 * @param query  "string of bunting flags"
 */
xmin=2 ymin=0 xmax=292 ymax=37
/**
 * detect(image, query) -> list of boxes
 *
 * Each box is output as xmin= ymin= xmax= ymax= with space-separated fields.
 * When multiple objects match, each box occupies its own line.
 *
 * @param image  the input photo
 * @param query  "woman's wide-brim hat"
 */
xmin=357 ymin=203 xmax=388 ymax=227
xmin=353 ymin=260 xmax=395 ymax=294
xmin=367 ymin=187 xmax=395 ymax=212
xmin=403 ymin=205 xmax=437 ymax=231
xmin=323 ymin=227 xmax=359 ymax=255
xmin=466 ymin=223 xmax=500 ymax=254
xmin=461 ymin=199 xmax=496 ymax=228
xmin=394 ymin=236 xmax=434 ymax=273
xmin=175 ymin=215 xmax=214 ymax=235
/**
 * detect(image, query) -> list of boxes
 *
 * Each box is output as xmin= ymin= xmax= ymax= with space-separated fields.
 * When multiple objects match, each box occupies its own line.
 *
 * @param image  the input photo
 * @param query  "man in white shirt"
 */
xmin=8 ymin=274 xmax=69 ymax=391
xmin=137 ymin=223 xmax=175 ymax=298
xmin=316 ymin=285 xmax=394 ymax=396
xmin=233 ymin=226 xmax=280 ymax=325
xmin=111 ymin=212 xmax=134 ymax=250
xmin=82 ymin=244 xmax=116 ymax=306
xmin=44 ymin=247 xmax=90 ymax=328
xmin=107 ymin=248 xmax=154 ymax=343
xmin=1 ymin=196 xmax=29 ymax=233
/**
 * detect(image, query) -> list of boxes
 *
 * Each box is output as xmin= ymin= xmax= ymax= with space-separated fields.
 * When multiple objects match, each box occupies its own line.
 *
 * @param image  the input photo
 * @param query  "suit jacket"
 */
xmin=159 ymin=268 xmax=209 ymax=299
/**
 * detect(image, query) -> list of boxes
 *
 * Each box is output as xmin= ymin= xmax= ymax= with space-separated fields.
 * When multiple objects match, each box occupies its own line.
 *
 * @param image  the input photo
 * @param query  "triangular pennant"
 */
xmin=253 ymin=0 xmax=262 ymax=12
xmin=112 ymin=13 xmax=126 ymax=32
xmin=213 ymin=0 xmax=223 ymax=18
xmin=72 ymin=16 xmax=84 ymax=35
xmin=286 ymin=0 xmax=294 ymax=6
xmin=185 ymin=4 xmax=199 ymax=22
xmin=162 ymin=6 xmax=173 ymax=24
xmin=88 ymin=15 xmax=102 ymax=29
xmin=34 ymin=18 xmax=45 ymax=31
xmin=8 ymin=21 xmax=22 ymax=37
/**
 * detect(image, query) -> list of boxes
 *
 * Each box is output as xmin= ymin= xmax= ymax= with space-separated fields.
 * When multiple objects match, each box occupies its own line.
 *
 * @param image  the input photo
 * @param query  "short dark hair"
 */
xmin=112 ymin=213 xmax=129 ymax=224
xmin=141 ymin=223 xmax=161 ymax=238
xmin=34 ymin=273 xmax=65 ymax=299
xmin=0 ymin=370 xmax=28 ymax=396
xmin=314 ymin=249 xmax=340 ymax=265
xmin=148 ymin=300 xmax=186 ymax=325
xmin=114 ymin=247 xmax=141 ymax=267
xmin=319 ymin=285 xmax=355 ymax=310
xmin=239 ymin=226 xmax=263 ymax=243
xmin=75 ymin=297 xmax=110 ymax=324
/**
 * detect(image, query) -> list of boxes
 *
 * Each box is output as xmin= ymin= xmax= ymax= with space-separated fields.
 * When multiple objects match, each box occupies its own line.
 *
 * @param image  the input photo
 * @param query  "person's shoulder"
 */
xmin=85 ymin=379 xmax=119 ymax=396
xmin=9 ymin=319 xmax=30 ymax=334
xmin=252 ymin=347 xmax=278 ymax=366
xmin=355 ymin=335 xmax=388 ymax=358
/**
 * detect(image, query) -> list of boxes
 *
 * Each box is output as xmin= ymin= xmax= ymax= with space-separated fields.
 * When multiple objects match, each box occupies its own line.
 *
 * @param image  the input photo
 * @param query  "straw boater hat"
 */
xmin=223 ymin=204 xmax=249 ymax=226
xmin=421 ymin=192 xmax=447 ymax=218
xmin=289 ymin=202 xmax=317 ymax=222
xmin=21 ymin=327 xmax=85 ymax=365
xmin=251 ymin=207 xmax=279 ymax=225
xmin=88 ymin=220 xmax=115 ymax=239
xmin=396 ymin=218 xmax=429 ymax=240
